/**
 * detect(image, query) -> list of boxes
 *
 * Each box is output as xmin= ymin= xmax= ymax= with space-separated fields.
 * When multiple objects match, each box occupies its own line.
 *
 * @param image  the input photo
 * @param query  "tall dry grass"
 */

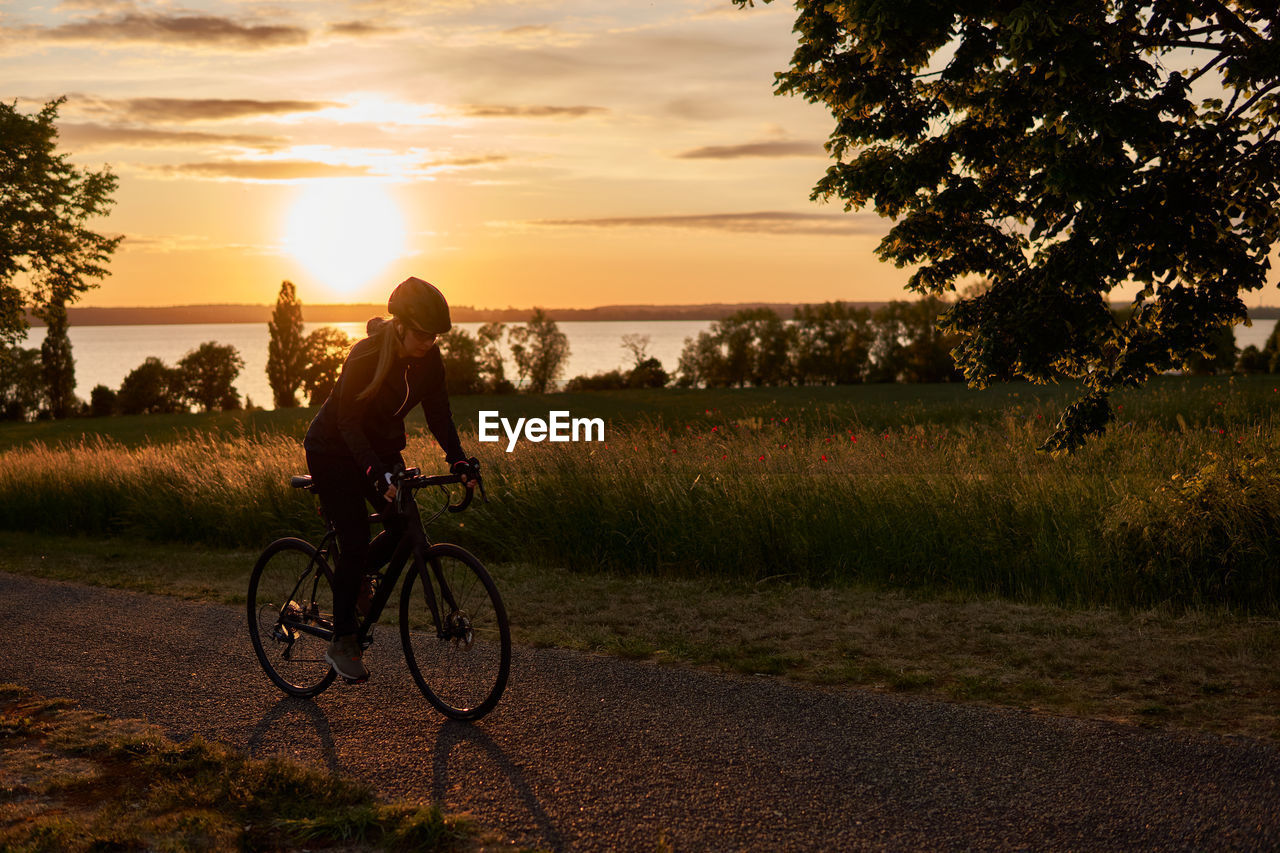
xmin=4 ymin=397 xmax=1280 ymax=612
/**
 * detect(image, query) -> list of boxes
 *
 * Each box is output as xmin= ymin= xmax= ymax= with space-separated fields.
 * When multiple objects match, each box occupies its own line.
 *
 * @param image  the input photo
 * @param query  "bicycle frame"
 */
xmin=277 ymin=485 xmax=457 ymax=645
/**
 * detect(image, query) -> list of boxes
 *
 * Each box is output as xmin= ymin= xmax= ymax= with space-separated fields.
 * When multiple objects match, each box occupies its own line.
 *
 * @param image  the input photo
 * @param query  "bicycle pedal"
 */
xmin=342 ymin=673 xmax=369 ymax=685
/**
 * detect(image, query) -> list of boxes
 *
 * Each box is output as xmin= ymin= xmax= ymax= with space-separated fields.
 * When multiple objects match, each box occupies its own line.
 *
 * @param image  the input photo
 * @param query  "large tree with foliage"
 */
xmin=0 ymin=346 xmax=42 ymax=420
xmin=300 ymin=326 xmax=352 ymax=406
xmin=509 ymin=309 xmax=570 ymax=394
xmin=1 ymin=98 xmax=122 ymax=415
xmin=117 ymin=357 xmax=186 ymax=415
xmin=178 ymin=342 xmax=244 ymax=412
xmin=39 ymin=303 xmax=77 ymax=417
xmin=792 ymin=302 xmax=874 ymax=384
xmin=438 ymin=328 xmax=487 ymax=396
xmin=477 ymin=322 xmax=515 ymax=393
xmin=738 ymin=1 xmax=1280 ymax=450
xmin=267 ymin=280 xmax=306 ymax=408
xmin=676 ymin=308 xmax=795 ymax=387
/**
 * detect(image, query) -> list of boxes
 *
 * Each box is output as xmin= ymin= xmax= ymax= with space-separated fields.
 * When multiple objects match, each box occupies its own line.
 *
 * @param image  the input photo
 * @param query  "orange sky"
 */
xmin=3 ymin=0 xmax=919 ymax=309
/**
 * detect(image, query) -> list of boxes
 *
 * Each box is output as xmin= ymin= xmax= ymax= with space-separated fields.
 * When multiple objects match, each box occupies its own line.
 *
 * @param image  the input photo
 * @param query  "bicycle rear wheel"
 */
xmin=400 ymin=543 xmax=510 ymax=720
xmin=248 ymin=537 xmax=337 ymax=697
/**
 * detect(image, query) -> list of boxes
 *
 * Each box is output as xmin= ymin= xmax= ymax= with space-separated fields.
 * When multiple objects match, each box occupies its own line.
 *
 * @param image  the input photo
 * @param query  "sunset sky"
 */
xmin=3 ymin=0 xmax=916 ymax=309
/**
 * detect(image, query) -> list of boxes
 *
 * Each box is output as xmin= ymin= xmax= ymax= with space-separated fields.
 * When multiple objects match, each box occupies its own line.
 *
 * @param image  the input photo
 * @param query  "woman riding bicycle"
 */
xmin=303 ymin=276 xmax=478 ymax=683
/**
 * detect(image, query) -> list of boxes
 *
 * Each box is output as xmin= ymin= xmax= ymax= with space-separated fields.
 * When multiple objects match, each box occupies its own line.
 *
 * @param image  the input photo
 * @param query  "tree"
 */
xmin=619 ymin=333 xmax=668 ymax=388
xmin=628 ymin=357 xmax=669 ymax=389
xmin=88 ymin=384 xmax=116 ymax=417
xmin=509 ymin=309 xmax=570 ymax=393
xmin=300 ymin=326 xmax=352 ymax=406
xmin=793 ymin=302 xmax=873 ymax=384
xmin=621 ymin=333 xmax=652 ymax=366
xmin=178 ymin=342 xmax=244 ymax=412
xmin=477 ymin=322 xmax=514 ymax=393
xmin=565 ymin=368 xmax=630 ymax=392
xmin=869 ymin=298 xmax=964 ymax=384
xmin=267 ymin=280 xmax=307 ymax=408
xmin=732 ymin=308 xmax=793 ymax=386
xmin=118 ymin=357 xmax=185 ymax=415
xmin=39 ymin=303 xmax=77 ymax=417
xmin=1237 ymin=344 xmax=1268 ymax=373
xmin=1257 ymin=322 xmax=1280 ymax=372
xmin=1183 ymin=324 xmax=1238 ymax=374
xmin=438 ymin=328 xmax=486 ymax=396
xmin=674 ymin=308 xmax=793 ymax=387
xmin=1 ymin=98 xmax=122 ymax=418
xmin=676 ymin=329 xmax=731 ymax=388
xmin=741 ymin=1 xmax=1280 ymax=451
xmin=0 ymin=346 xmax=43 ymax=420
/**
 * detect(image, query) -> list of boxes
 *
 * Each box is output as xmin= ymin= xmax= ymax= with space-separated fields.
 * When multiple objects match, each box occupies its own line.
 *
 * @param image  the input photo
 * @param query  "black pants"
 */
xmin=305 ymin=449 xmax=406 ymax=637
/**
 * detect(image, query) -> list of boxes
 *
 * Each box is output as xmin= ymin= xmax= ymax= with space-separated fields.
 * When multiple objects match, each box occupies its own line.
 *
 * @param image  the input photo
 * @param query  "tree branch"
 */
xmin=1193 ymin=0 xmax=1267 ymax=48
xmin=1184 ymin=51 xmax=1229 ymax=85
xmin=1228 ymin=80 xmax=1280 ymax=123
xmin=1149 ymin=39 xmax=1243 ymax=53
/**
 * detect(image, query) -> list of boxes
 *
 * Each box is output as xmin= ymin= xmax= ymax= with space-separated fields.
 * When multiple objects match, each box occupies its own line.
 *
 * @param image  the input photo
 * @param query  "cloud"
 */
xmin=422 ymin=154 xmax=510 ymax=169
xmin=150 ymin=161 xmax=373 ymax=181
xmin=675 ymin=141 xmax=824 ymax=159
xmin=501 ymin=25 xmax=554 ymax=38
xmin=458 ymin=104 xmax=608 ymax=119
xmin=531 ymin=211 xmax=883 ymax=237
xmin=53 ymin=0 xmax=135 ymax=11
xmin=19 ymin=11 xmax=309 ymax=50
xmin=68 ymin=96 xmax=340 ymax=123
xmin=326 ymin=21 xmax=402 ymax=37
xmin=120 ymin=233 xmax=269 ymax=254
xmin=58 ymin=123 xmax=286 ymax=150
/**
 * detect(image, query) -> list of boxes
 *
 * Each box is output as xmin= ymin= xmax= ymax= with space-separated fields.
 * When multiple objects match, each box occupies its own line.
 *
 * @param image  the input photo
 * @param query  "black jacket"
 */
xmin=304 ymin=335 xmax=466 ymax=486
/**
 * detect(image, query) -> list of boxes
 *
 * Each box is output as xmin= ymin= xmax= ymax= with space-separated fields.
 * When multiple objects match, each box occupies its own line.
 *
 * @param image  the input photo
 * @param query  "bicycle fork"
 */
xmin=400 ymin=514 xmax=465 ymax=643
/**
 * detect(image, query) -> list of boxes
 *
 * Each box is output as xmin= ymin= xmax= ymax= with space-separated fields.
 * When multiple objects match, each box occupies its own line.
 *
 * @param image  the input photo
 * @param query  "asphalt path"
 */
xmin=2 ymin=571 xmax=1278 ymax=851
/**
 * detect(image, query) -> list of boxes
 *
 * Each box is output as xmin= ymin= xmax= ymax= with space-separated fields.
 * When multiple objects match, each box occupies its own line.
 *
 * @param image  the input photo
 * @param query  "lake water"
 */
xmin=20 ymin=317 xmax=1277 ymax=410
xmin=19 ymin=320 xmax=713 ymax=408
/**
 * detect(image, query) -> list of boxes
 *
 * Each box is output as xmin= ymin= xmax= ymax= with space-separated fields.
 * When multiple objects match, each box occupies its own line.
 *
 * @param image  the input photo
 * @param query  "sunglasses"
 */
xmin=400 ymin=323 xmax=438 ymax=343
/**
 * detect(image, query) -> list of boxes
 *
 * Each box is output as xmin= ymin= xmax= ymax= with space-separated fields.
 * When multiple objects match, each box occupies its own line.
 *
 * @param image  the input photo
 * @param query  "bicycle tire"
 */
xmin=248 ymin=537 xmax=338 ymax=697
xmin=399 ymin=543 xmax=510 ymax=720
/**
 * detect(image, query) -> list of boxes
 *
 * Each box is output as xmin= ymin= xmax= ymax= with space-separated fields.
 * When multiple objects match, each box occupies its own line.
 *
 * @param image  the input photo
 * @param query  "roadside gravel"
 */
xmin=3 ymin=572 xmax=1277 ymax=851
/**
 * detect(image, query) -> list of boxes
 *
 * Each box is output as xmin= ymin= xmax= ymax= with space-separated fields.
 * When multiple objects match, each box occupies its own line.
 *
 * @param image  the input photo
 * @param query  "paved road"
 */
xmin=3 ymin=572 xmax=1278 ymax=851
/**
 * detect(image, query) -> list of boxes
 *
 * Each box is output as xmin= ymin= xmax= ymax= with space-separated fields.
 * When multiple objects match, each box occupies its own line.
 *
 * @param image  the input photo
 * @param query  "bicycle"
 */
xmin=247 ymin=464 xmax=510 ymax=721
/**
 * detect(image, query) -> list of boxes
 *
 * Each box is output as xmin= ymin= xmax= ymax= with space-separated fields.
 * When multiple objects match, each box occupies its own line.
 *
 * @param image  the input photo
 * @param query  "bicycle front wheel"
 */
xmin=248 ymin=537 xmax=337 ymax=697
xmin=400 ymin=543 xmax=510 ymax=720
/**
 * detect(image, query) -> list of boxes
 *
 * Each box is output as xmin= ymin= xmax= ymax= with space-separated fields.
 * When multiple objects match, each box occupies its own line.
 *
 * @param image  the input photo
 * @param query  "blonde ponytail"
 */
xmin=356 ymin=317 xmax=400 ymax=401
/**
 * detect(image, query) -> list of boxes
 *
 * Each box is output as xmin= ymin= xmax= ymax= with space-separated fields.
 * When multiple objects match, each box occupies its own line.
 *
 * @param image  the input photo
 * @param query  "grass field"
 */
xmin=2 ymin=378 xmax=1280 ymax=743
xmin=0 ymin=376 xmax=1267 ymax=452
xmin=0 ymin=684 xmax=483 ymax=851
xmin=3 ymin=376 xmax=1280 ymax=612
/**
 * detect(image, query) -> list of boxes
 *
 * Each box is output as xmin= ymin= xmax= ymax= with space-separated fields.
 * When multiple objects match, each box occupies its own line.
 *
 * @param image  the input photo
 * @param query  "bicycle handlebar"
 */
xmin=395 ymin=466 xmax=485 ymax=513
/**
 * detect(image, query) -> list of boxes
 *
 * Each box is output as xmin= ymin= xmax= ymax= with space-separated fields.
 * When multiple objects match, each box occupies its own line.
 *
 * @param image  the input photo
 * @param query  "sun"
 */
xmin=282 ymin=180 xmax=408 ymax=296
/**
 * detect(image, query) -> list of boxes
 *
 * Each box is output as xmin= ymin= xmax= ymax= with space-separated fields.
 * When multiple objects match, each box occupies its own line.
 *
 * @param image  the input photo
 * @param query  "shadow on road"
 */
xmin=432 ymin=718 xmax=564 ymax=851
xmin=246 ymin=695 xmax=340 ymax=773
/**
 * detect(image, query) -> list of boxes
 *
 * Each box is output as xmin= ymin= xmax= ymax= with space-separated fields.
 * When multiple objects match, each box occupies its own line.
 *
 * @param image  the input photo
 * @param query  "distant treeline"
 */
xmin=28 ymin=302 xmax=1280 ymax=328
xmin=26 ymin=302 xmax=889 ymax=327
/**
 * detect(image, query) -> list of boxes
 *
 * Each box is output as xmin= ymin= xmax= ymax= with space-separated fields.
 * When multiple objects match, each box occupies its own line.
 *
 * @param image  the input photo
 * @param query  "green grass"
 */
xmin=0 ymin=685 xmax=484 ymax=852
xmin=2 ymin=533 xmax=1277 ymax=743
xmin=4 ymin=377 xmax=1280 ymax=612
xmin=0 ymin=374 xmax=1262 ymax=453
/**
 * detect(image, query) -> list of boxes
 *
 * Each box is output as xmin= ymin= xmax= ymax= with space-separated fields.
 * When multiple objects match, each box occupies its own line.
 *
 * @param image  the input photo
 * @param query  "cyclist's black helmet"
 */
xmin=388 ymin=276 xmax=451 ymax=334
